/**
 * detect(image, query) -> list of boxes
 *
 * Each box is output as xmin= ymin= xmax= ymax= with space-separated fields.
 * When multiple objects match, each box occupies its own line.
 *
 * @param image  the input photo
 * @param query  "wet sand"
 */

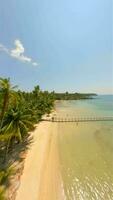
xmin=15 ymin=121 xmax=65 ymax=200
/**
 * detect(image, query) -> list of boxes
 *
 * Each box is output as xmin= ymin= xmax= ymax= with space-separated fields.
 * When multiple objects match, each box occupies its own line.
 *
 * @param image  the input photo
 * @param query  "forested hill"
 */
xmin=54 ymin=92 xmax=97 ymax=100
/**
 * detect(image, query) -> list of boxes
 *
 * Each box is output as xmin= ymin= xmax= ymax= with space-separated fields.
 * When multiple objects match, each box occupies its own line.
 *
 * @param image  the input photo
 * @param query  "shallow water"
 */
xmin=56 ymin=95 xmax=113 ymax=200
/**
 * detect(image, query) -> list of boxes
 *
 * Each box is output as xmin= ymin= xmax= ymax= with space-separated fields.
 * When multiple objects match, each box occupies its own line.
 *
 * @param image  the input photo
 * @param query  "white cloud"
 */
xmin=32 ymin=62 xmax=39 ymax=66
xmin=0 ymin=44 xmax=9 ymax=54
xmin=0 ymin=40 xmax=39 ymax=66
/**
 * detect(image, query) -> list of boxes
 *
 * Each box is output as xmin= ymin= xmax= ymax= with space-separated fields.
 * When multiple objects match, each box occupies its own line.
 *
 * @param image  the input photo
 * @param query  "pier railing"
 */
xmin=43 ymin=116 xmax=113 ymax=122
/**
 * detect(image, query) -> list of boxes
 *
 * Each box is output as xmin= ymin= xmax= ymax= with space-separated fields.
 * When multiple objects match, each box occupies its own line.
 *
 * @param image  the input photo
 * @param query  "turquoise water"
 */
xmin=56 ymin=95 xmax=113 ymax=117
xmin=56 ymin=95 xmax=113 ymax=200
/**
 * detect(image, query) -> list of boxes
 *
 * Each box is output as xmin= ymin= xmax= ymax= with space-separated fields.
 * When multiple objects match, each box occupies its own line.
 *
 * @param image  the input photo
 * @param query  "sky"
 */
xmin=0 ymin=0 xmax=113 ymax=94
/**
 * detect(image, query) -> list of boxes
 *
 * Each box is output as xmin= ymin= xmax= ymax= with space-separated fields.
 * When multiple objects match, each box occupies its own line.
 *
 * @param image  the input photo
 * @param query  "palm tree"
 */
xmin=0 ymin=106 xmax=34 ymax=162
xmin=0 ymin=78 xmax=17 ymax=128
xmin=33 ymin=85 xmax=40 ymax=99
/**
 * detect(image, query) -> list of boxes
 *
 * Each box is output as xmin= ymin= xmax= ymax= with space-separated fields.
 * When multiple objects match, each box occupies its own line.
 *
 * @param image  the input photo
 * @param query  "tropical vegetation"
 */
xmin=0 ymin=77 xmax=55 ymax=199
xmin=55 ymin=92 xmax=97 ymax=100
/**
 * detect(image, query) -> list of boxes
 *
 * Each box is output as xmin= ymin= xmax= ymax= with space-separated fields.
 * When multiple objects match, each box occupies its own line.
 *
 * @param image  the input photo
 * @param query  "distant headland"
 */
xmin=54 ymin=92 xmax=97 ymax=100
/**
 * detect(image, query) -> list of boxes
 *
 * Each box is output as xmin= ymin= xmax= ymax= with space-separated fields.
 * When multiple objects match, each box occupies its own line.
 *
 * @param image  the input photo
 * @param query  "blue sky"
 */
xmin=0 ymin=0 xmax=112 ymax=94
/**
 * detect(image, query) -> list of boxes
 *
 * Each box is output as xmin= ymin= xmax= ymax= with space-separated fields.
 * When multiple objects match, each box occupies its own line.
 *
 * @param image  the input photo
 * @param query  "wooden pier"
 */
xmin=43 ymin=116 xmax=113 ymax=122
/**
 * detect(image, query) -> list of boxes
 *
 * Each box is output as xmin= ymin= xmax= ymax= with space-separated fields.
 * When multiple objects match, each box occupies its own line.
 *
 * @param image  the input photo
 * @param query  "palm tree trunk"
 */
xmin=0 ymin=93 xmax=9 ymax=129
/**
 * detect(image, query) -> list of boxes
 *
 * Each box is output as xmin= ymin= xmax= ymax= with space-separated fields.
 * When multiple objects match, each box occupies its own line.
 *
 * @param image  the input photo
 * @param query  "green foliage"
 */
xmin=0 ymin=166 xmax=14 ymax=199
xmin=0 ymin=167 xmax=14 ymax=185
xmin=0 ymin=77 xmax=55 ymax=198
xmin=0 ymin=77 xmax=18 ymax=128
xmin=0 ymin=187 xmax=5 ymax=200
xmin=55 ymin=92 xmax=97 ymax=100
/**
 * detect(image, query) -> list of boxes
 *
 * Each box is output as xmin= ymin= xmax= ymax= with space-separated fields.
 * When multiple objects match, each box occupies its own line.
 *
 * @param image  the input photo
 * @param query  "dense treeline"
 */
xmin=0 ymin=77 xmax=55 ymax=199
xmin=55 ymin=92 xmax=97 ymax=100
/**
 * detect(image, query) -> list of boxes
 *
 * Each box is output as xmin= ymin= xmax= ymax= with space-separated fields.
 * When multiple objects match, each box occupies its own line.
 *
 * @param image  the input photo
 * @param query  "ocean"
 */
xmin=55 ymin=95 xmax=113 ymax=200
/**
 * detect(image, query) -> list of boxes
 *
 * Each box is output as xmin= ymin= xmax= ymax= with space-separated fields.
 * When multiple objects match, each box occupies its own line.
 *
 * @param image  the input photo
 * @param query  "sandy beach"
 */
xmin=15 ymin=121 xmax=65 ymax=200
xmin=15 ymin=99 xmax=113 ymax=200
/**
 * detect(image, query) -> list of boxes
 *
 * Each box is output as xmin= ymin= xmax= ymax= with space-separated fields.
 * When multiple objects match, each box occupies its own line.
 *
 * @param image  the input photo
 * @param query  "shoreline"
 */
xmin=5 ymin=99 xmax=113 ymax=199
xmin=15 ymin=120 xmax=65 ymax=200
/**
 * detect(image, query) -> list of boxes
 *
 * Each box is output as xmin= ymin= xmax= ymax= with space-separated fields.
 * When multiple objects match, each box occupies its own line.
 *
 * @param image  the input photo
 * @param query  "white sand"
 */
xmin=15 ymin=121 xmax=65 ymax=200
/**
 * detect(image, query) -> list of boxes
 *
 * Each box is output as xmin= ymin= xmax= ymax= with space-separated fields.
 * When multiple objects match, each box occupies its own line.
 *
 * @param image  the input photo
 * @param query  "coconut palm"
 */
xmin=0 ymin=106 xmax=34 ymax=162
xmin=32 ymin=85 xmax=40 ymax=99
xmin=0 ymin=78 xmax=18 ymax=128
